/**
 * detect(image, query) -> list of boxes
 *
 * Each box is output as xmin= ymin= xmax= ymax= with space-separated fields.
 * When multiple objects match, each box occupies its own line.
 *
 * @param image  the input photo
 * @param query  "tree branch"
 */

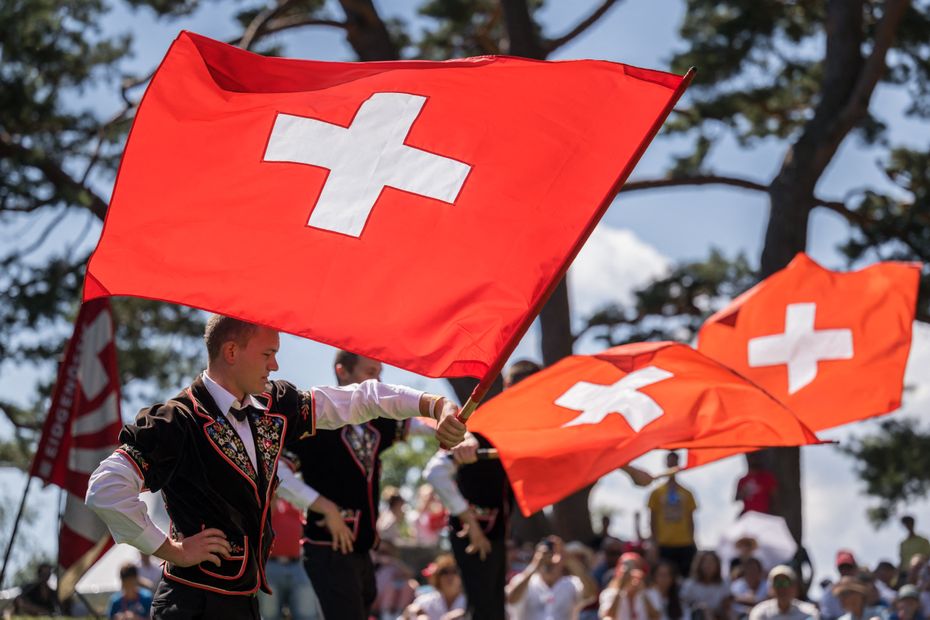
xmin=0 ymin=135 xmax=108 ymax=221
xmin=618 ymin=174 xmax=871 ymax=227
xmin=546 ymin=0 xmax=622 ymax=54
xmin=258 ymin=15 xmax=347 ymax=39
xmin=831 ymin=0 xmax=911 ymax=137
xmin=239 ymin=0 xmax=297 ymax=51
xmin=619 ymin=174 xmax=769 ymax=194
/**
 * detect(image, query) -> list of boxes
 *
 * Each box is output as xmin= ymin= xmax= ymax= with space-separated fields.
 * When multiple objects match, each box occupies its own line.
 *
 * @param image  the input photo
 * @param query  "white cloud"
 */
xmin=568 ymin=224 xmax=670 ymax=320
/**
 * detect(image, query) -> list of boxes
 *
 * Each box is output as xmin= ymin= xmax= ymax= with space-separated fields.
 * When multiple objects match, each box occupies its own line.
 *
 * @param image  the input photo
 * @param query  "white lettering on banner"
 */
xmin=747 ymin=303 xmax=854 ymax=394
xmin=556 ymin=366 xmax=674 ymax=432
xmin=263 ymin=92 xmax=472 ymax=237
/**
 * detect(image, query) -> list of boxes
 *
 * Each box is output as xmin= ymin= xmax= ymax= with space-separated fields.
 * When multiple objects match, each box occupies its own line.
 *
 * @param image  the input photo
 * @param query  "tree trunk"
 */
xmin=337 ymin=0 xmax=399 ymax=61
xmin=757 ymin=171 xmax=814 ymax=544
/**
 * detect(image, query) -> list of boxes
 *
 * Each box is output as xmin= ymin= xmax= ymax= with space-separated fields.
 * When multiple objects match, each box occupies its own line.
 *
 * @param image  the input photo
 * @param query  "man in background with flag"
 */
xmin=87 ymin=315 xmax=466 ymax=620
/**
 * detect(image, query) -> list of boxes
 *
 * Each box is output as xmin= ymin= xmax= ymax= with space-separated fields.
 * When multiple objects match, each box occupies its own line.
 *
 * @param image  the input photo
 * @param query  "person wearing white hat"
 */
xmin=748 ymin=565 xmax=819 ymax=620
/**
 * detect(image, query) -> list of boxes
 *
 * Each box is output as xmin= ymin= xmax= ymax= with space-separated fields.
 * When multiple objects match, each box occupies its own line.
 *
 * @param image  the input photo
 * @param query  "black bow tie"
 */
xmin=229 ymin=403 xmax=257 ymax=423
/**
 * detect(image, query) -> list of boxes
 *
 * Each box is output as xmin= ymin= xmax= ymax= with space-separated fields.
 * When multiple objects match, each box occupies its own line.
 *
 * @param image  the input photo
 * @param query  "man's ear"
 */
xmin=221 ymin=340 xmax=238 ymax=365
xmin=334 ymin=363 xmax=349 ymax=383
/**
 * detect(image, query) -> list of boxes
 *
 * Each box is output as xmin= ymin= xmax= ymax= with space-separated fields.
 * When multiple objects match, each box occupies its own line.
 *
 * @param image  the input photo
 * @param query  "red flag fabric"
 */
xmin=84 ymin=31 xmax=690 ymax=380
xmin=30 ymin=299 xmax=123 ymax=599
xmin=467 ymin=342 xmax=820 ymax=516
xmin=692 ymin=254 xmax=920 ymax=467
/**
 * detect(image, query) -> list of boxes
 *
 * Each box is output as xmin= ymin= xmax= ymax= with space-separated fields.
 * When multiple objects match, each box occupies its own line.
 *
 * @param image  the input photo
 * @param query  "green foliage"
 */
xmin=842 ymin=418 xmax=930 ymax=525
xmin=380 ymin=434 xmax=440 ymax=492
xmin=578 ymin=249 xmax=755 ymax=347
xmin=840 ymin=147 xmax=930 ymax=321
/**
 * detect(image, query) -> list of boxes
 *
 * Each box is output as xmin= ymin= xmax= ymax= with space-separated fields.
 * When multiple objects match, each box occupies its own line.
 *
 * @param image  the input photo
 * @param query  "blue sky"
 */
xmin=2 ymin=0 xmax=929 ymax=593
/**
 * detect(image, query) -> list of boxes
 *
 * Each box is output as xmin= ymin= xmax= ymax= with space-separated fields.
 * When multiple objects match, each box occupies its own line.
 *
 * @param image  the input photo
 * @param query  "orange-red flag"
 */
xmin=692 ymin=253 xmax=920 ymax=466
xmin=468 ymin=342 xmax=820 ymax=516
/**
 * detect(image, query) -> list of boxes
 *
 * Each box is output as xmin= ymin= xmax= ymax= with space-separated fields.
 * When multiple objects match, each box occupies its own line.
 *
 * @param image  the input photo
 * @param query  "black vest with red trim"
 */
xmin=448 ymin=433 xmax=512 ymax=541
xmin=116 ymin=377 xmax=314 ymax=596
xmin=290 ymin=418 xmax=406 ymax=552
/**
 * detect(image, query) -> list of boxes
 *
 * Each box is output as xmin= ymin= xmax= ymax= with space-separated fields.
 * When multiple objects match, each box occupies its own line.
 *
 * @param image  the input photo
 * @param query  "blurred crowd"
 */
xmin=6 ymin=458 xmax=929 ymax=620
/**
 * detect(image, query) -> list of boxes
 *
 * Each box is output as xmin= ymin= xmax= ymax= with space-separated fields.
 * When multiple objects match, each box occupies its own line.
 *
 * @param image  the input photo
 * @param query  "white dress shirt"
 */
xmin=86 ymin=377 xmax=424 ymax=555
xmin=423 ymin=450 xmax=470 ymax=516
xmin=509 ymin=574 xmax=585 ymax=620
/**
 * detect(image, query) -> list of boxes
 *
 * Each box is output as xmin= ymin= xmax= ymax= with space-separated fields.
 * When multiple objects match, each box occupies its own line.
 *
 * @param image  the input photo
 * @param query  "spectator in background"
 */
xmin=735 ymin=454 xmax=778 ymax=516
xmin=732 ymin=558 xmax=770 ymax=619
xmin=412 ymin=484 xmax=447 ymax=547
xmin=904 ymin=555 xmax=928 ymax=586
xmin=372 ymin=540 xmax=417 ymax=620
xmin=259 ymin=493 xmax=323 ymax=620
xmin=833 ymin=575 xmax=883 ymax=620
xmin=821 ymin=550 xmax=861 ymax=620
xmin=594 ymin=538 xmax=628 ymax=589
xmin=591 ymin=514 xmax=614 ymax=551
xmin=901 ymin=517 xmax=930 ymax=577
xmin=649 ymin=452 xmax=698 ymax=580
xmin=885 ymin=585 xmax=924 ymax=620
xmin=107 ymin=563 xmax=153 ymax=620
xmin=12 ymin=562 xmax=59 ymax=616
xmin=748 ymin=565 xmax=818 ymax=620
xmin=729 ymin=538 xmax=760 ymax=581
xmin=651 ymin=560 xmax=685 ymax=620
xmin=378 ymin=489 xmax=413 ymax=546
xmin=402 ymin=553 xmax=466 ymax=620
xmin=135 ymin=553 xmax=161 ymax=591
xmin=681 ymin=550 xmax=730 ymax=620
xmin=506 ymin=536 xmax=598 ymax=620
xmin=599 ymin=552 xmax=661 ymax=620
xmin=565 ymin=542 xmax=599 ymax=620
xmin=874 ymin=561 xmax=900 ymax=606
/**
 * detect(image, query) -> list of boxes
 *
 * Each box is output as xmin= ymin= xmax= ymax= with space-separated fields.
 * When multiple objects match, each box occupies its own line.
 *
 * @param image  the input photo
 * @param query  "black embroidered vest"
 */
xmin=117 ymin=377 xmax=314 ymax=595
xmin=448 ymin=433 xmax=512 ymax=541
xmin=290 ymin=418 xmax=406 ymax=552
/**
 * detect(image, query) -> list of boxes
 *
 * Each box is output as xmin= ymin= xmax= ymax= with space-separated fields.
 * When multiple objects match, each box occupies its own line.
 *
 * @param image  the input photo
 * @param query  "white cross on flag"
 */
xmin=695 ymin=253 xmax=920 ymax=466
xmin=747 ymin=302 xmax=853 ymax=394
xmin=263 ymin=93 xmax=471 ymax=237
xmin=84 ymin=31 xmax=691 ymax=385
xmin=557 ymin=366 xmax=674 ymax=431
xmin=469 ymin=342 xmax=820 ymax=515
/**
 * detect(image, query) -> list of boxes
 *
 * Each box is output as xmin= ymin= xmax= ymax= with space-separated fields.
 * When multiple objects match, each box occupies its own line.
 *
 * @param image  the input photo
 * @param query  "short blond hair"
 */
xmin=204 ymin=315 xmax=257 ymax=360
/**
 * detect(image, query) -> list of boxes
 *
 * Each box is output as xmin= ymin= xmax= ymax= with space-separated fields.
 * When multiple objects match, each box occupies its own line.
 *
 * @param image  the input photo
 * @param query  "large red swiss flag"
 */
xmin=84 ymin=31 xmax=690 ymax=380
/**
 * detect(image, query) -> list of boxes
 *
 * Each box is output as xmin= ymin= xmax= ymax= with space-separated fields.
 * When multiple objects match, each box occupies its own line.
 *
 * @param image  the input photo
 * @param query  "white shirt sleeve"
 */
xmin=85 ymin=451 xmax=168 ymax=555
xmin=423 ymin=451 xmax=470 ymax=516
xmin=275 ymin=463 xmax=321 ymax=512
xmin=310 ymin=380 xmax=424 ymax=430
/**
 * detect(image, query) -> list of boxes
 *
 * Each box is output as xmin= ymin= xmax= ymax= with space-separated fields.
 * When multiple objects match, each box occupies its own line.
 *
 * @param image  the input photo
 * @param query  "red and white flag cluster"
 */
xmin=470 ymin=255 xmax=919 ymax=514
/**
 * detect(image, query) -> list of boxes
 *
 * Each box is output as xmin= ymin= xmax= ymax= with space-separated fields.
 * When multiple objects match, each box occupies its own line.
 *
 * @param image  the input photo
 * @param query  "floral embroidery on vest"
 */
xmin=204 ymin=413 xmax=258 ymax=482
xmin=118 ymin=443 xmax=150 ymax=473
xmin=344 ymin=425 xmax=378 ymax=478
xmin=253 ymin=414 xmax=285 ymax=484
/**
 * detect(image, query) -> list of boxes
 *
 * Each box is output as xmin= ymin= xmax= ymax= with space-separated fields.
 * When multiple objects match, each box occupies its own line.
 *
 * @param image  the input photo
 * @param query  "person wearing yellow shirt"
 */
xmin=648 ymin=452 xmax=698 ymax=579
xmin=900 ymin=515 xmax=930 ymax=574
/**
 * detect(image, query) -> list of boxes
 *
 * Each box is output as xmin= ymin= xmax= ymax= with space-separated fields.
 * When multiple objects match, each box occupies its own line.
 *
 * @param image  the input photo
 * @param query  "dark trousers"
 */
xmin=150 ymin=578 xmax=260 ymax=620
xmin=450 ymin=533 xmax=507 ymax=620
xmin=659 ymin=543 xmax=698 ymax=580
xmin=303 ymin=547 xmax=375 ymax=620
